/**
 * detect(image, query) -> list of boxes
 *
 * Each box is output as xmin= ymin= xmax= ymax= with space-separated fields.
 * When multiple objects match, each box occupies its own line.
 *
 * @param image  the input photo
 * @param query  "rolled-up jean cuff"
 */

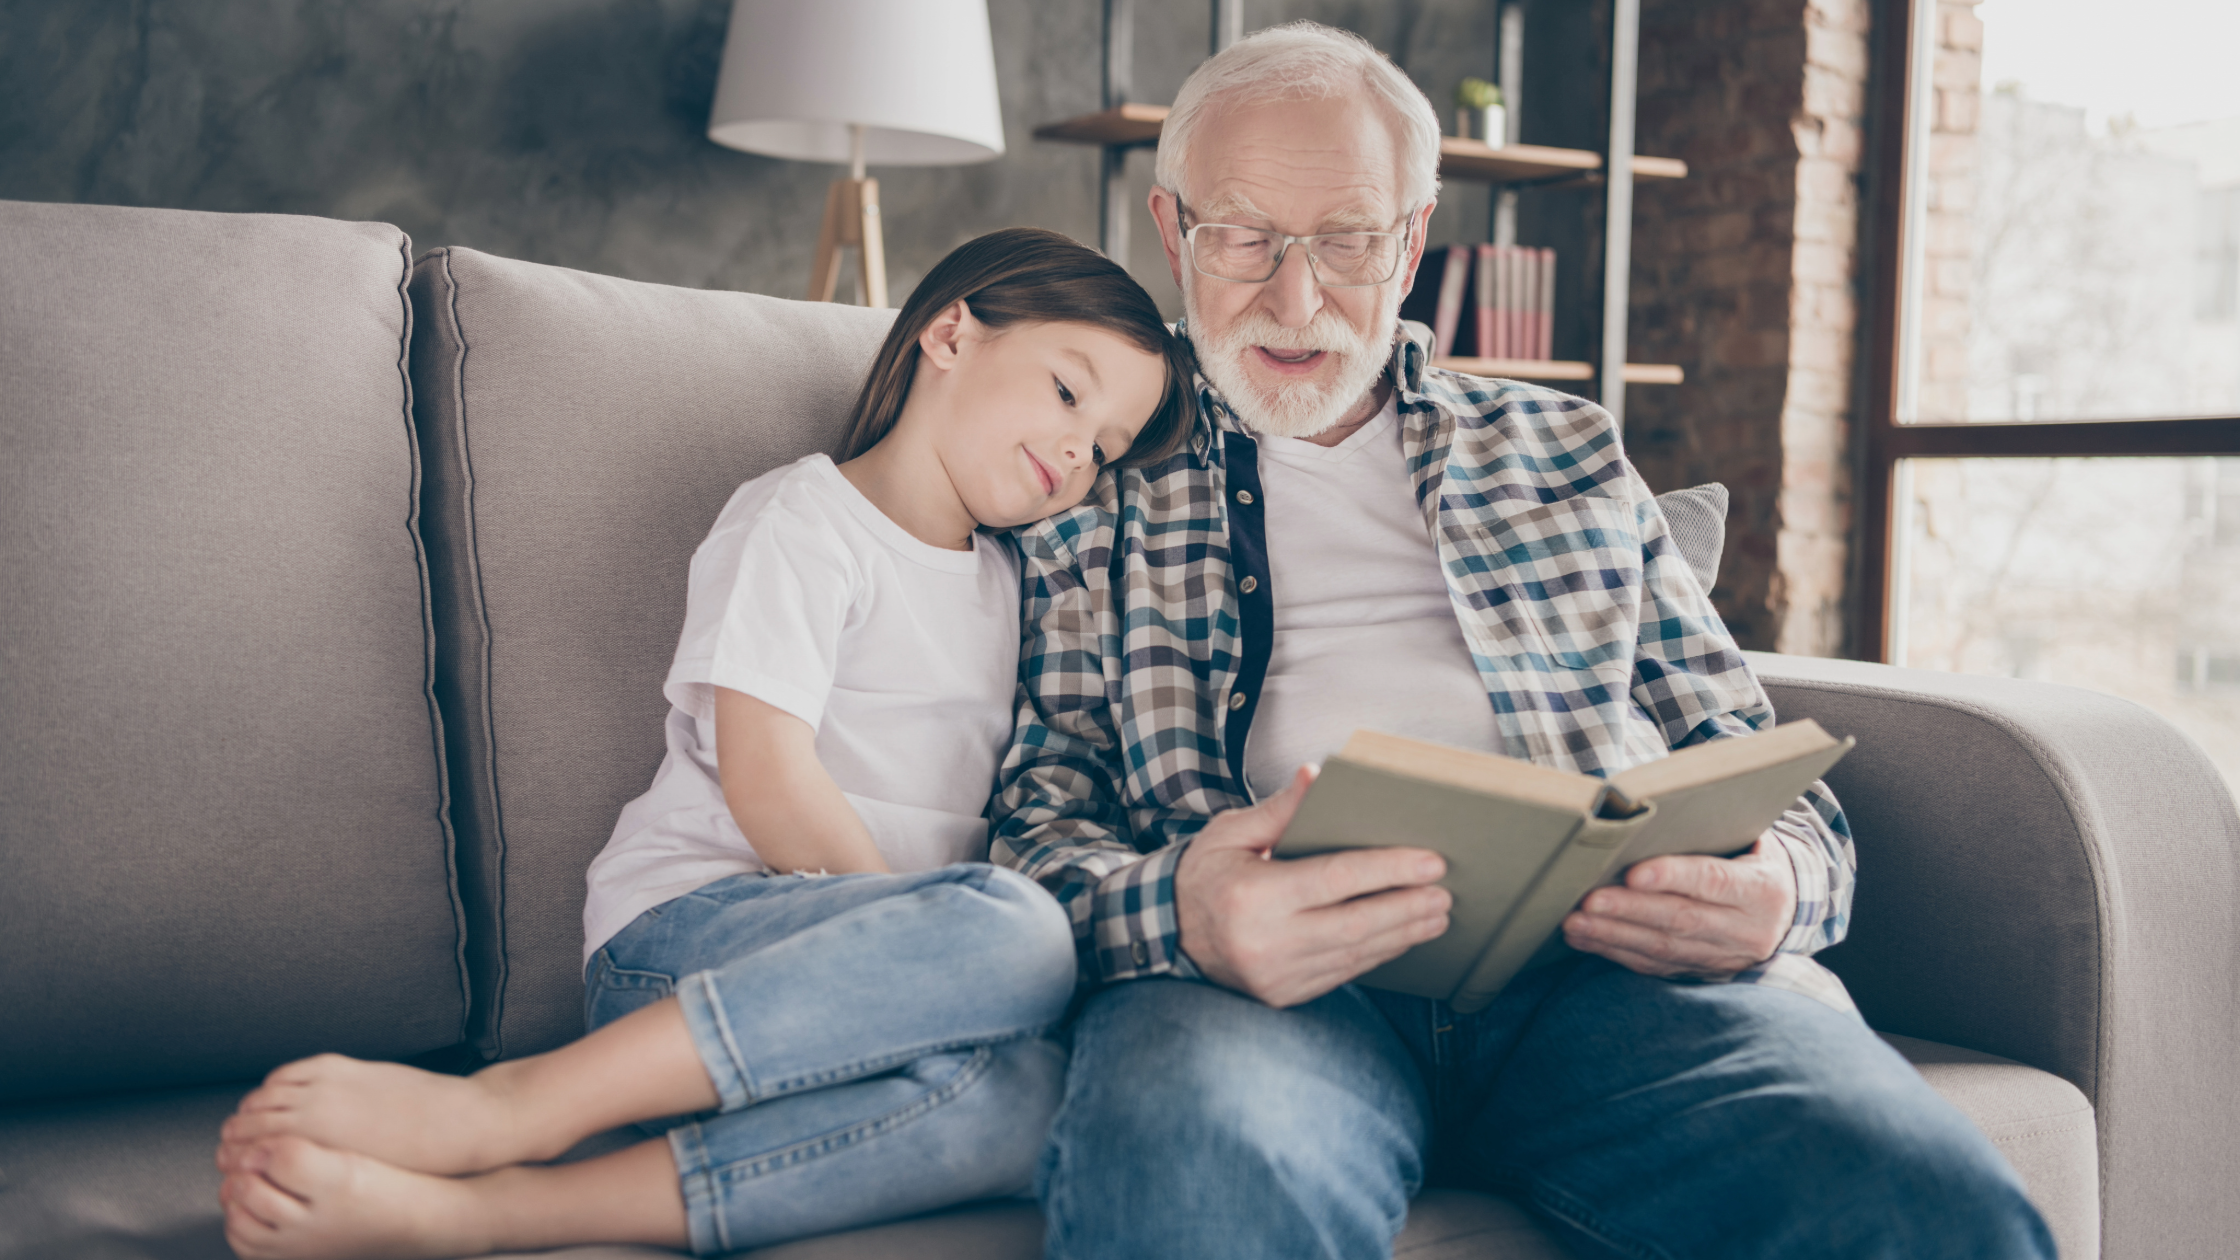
xmin=667 ymin=1120 xmax=727 ymax=1256
xmin=676 ymin=968 xmax=756 ymax=1112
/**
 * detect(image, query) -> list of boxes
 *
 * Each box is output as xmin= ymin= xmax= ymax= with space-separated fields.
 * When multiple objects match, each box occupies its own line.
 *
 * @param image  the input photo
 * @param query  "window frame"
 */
xmin=1853 ymin=0 xmax=2240 ymax=662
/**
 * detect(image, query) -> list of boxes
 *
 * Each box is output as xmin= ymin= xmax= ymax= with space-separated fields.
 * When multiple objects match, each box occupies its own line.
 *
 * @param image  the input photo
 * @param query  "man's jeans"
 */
xmin=1043 ymin=956 xmax=2056 ymax=1260
xmin=584 ymin=865 xmax=1075 ymax=1256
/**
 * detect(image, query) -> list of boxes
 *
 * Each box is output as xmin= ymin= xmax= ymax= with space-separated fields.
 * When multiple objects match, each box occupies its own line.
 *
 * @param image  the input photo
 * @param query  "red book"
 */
xmin=1490 ymin=246 xmax=1509 ymax=359
xmin=1536 ymin=247 xmax=1557 ymax=360
xmin=1513 ymin=247 xmax=1533 ymax=360
xmin=1399 ymin=246 xmax=1475 ymax=357
xmin=1474 ymin=245 xmax=1496 ymax=359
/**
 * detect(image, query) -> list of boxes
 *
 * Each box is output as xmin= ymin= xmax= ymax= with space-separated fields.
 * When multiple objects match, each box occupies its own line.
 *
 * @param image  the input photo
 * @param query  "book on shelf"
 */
xmin=1397 ymin=245 xmax=1476 ymax=357
xmin=1272 ymin=720 xmax=1854 ymax=1012
xmin=1405 ymin=243 xmax=1560 ymax=363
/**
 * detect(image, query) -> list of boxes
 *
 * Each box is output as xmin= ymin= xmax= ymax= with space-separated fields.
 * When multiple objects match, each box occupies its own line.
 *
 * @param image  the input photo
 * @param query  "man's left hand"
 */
xmin=1562 ymin=836 xmax=1796 ymax=978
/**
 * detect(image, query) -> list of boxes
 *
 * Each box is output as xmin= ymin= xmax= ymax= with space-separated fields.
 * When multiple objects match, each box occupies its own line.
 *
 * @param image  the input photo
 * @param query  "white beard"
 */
xmin=1183 ymin=271 xmax=1401 ymax=440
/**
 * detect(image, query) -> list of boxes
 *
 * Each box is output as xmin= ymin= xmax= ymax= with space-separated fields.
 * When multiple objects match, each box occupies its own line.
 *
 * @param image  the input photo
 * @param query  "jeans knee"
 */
xmin=1769 ymin=1081 xmax=2052 ymax=1257
xmin=962 ymin=865 xmax=1077 ymax=994
xmin=898 ymin=865 xmax=1077 ymax=1019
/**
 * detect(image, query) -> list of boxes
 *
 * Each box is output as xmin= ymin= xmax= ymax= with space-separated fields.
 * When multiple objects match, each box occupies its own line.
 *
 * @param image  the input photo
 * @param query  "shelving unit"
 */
xmin=1037 ymin=0 xmax=1677 ymax=421
xmin=1032 ymin=106 xmax=1689 ymax=188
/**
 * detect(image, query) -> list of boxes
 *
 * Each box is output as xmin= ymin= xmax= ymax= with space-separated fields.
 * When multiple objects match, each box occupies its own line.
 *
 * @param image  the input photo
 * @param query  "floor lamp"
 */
xmin=706 ymin=0 xmax=1005 ymax=308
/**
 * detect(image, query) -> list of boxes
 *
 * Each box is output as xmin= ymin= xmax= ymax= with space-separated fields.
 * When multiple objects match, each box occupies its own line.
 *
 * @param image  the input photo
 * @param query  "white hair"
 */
xmin=1154 ymin=21 xmax=1442 ymax=215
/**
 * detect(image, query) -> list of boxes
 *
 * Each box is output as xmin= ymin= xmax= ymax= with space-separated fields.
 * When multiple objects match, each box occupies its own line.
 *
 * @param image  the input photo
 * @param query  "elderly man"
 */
xmin=992 ymin=20 xmax=2050 ymax=1260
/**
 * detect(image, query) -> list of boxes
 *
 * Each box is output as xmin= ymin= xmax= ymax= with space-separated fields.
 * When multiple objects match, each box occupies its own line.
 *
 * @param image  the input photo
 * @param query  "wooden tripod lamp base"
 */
xmin=809 ymin=176 xmax=888 ymax=308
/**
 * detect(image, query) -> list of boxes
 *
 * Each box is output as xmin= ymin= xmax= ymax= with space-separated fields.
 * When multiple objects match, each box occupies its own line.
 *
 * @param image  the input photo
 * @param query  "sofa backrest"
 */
xmin=0 ymin=200 xmax=467 ymax=1100
xmin=408 ymin=247 xmax=895 ymax=1059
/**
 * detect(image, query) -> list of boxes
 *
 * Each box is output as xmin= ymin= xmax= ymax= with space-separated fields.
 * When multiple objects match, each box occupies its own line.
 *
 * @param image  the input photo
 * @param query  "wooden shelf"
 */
xmin=1031 ymin=105 xmax=1687 ymax=184
xmin=1437 ymin=137 xmax=1687 ymax=184
xmin=1434 ymin=357 xmax=1685 ymax=385
xmin=1031 ymin=104 xmax=1167 ymax=146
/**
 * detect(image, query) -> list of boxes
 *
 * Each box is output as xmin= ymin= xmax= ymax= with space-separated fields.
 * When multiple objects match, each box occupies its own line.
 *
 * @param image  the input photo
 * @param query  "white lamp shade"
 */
xmin=707 ymin=0 xmax=1006 ymax=167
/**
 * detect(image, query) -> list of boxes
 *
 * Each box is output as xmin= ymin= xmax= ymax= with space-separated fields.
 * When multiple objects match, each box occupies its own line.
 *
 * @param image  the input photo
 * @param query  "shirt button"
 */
xmin=1229 ymin=690 xmax=1249 ymax=711
xmin=1235 ymin=489 xmax=1255 ymax=505
xmin=1131 ymin=940 xmax=1149 ymax=966
xmin=1239 ymin=575 xmax=1259 ymax=594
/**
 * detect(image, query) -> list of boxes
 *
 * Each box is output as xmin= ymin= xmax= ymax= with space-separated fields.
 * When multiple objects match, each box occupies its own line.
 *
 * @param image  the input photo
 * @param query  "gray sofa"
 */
xmin=3 ymin=199 xmax=2234 ymax=1260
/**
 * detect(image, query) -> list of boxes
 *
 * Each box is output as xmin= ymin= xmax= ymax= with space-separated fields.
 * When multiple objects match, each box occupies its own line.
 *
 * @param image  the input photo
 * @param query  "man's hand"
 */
xmin=1177 ymin=767 xmax=1452 ymax=1009
xmin=1562 ymin=836 xmax=1797 ymax=977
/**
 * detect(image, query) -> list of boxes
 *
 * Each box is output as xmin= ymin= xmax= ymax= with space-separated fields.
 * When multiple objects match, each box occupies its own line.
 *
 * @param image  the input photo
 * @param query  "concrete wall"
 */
xmin=0 ymin=0 xmax=1514 ymax=316
xmin=2 ymin=0 xmax=1873 ymax=652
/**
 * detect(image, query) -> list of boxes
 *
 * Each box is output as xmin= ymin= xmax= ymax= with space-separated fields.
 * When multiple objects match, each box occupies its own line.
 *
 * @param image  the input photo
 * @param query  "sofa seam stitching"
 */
xmin=398 ymin=234 xmax=473 ymax=1049
xmin=443 ymin=247 xmax=511 ymax=1062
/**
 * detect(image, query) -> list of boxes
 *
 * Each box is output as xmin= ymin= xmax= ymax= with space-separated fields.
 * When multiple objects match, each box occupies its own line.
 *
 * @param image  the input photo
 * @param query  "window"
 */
xmin=1861 ymin=0 xmax=2240 ymax=792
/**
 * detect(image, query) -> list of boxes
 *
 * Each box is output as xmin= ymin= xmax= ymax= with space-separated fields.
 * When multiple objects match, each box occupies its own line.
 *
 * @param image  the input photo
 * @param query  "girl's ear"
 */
xmin=916 ymin=298 xmax=981 ymax=372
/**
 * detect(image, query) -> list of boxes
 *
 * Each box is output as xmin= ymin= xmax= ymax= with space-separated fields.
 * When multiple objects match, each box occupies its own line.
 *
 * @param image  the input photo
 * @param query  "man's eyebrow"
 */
xmin=1060 ymin=346 xmax=1103 ymax=391
xmin=1194 ymin=192 xmax=1271 ymax=223
xmin=1316 ymin=206 xmax=1392 ymax=231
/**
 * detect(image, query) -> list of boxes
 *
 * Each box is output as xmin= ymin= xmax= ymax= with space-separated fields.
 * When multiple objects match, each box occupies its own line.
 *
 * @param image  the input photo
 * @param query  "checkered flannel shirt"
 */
xmin=990 ymin=324 xmax=1858 ymax=1013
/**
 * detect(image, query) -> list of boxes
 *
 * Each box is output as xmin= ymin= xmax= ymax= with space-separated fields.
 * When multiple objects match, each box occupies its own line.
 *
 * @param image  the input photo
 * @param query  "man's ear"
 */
xmin=1149 ymin=186 xmax=1187 ymax=291
xmin=1394 ymin=201 xmax=1437 ymax=298
xmin=916 ymin=298 xmax=979 ymax=371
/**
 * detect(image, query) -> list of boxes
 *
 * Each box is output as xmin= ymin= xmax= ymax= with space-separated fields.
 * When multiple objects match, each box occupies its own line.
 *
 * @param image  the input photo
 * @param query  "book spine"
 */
xmin=1495 ymin=246 xmax=1512 ymax=359
xmin=1537 ymin=247 xmax=1557 ymax=361
xmin=1432 ymin=245 xmax=1471 ymax=357
xmin=1508 ymin=246 xmax=1526 ymax=361
xmin=1445 ymin=805 xmax=1655 ymax=1014
xmin=1474 ymin=245 xmax=1495 ymax=359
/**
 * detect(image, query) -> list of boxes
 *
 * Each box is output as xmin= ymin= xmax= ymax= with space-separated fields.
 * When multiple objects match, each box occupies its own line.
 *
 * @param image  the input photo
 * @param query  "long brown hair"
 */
xmin=833 ymin=227 xmax=1196 ymax=469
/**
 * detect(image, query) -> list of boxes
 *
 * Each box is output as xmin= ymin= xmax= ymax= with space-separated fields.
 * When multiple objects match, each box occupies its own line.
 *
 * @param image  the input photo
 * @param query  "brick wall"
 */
xmin=1916 ymin=0 xmax=1983 ymax=421
xmin=1623 ymin=0 xmax=1874 ymax=655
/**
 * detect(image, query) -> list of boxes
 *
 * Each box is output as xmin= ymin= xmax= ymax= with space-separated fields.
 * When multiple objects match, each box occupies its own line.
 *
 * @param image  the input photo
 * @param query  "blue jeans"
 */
xmin=584 ymin=864 xmax=1075 ymax=1256
xmin=1043 ymin=956 xmax=2055 ymax=1260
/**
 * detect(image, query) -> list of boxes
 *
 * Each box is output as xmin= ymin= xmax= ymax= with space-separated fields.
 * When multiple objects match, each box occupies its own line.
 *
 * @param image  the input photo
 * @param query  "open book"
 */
xmin=1272 ymin=721 xmax=1854 ymax=1013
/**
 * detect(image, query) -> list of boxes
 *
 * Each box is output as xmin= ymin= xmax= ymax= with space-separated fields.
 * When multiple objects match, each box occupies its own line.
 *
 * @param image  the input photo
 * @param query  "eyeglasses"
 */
xmin=1179 ymin=211 xmax=1412 ymax=288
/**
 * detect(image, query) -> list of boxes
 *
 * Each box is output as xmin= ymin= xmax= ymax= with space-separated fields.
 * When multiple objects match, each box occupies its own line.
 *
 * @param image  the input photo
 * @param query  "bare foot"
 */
xmin=218 ymin=1054 xmax=554 ymax=1177
xmin=220 ymin=1135 xmax=490 ymax=1260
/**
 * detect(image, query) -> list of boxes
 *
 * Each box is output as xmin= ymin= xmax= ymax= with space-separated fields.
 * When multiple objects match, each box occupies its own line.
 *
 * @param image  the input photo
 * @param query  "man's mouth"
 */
xmin=1253 ymin=346 xmax=1329 ymax=374
xmin=1025 ymin=448 xmax=1059 ymax=496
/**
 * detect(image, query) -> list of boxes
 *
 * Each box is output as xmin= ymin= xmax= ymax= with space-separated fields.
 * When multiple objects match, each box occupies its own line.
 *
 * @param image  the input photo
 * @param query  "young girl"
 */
xmin=212 ymin=227 xmax=1194 ymax=1260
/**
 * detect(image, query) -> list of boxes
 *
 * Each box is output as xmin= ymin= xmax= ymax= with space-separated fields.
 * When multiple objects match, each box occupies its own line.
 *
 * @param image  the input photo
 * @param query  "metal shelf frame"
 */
xmin=1064 ymin=0 xmax=1658 ymax=421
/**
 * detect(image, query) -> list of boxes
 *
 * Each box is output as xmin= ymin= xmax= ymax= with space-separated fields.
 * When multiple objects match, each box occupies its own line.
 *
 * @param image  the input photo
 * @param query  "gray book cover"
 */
xmin=1273 ymin=722 xmax=1853 ymax=1011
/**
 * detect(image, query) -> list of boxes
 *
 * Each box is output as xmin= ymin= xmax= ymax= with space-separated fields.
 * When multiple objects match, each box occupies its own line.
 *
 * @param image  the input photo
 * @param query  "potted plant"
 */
xmin=1456 ymin=78 xmax=1505 ymax=147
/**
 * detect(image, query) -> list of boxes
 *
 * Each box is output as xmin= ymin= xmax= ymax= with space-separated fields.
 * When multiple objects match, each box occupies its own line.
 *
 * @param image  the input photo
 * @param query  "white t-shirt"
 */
xmin=582 ymin=454 xmax=1022 ymax=962
xmin=1244 ymin=399 xmax=1503 ymax=799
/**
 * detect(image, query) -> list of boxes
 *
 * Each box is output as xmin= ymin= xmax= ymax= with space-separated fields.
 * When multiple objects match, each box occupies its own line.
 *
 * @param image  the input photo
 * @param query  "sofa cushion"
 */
xmin=1881 ymin=1034 xmax=2098 ymax=1260
xmin=0 ymin=200 xmax=466 ymax=1101
xmin=1752 ymin=651 xmax=2240 ymax=1260
xmin=1654 ymin=481 xmax=1727 ymax=590
xmin=407 ymin=248 xmax=897 ymax=1060
xmin=0 ymin=1036 xmax=2087 ymax=1260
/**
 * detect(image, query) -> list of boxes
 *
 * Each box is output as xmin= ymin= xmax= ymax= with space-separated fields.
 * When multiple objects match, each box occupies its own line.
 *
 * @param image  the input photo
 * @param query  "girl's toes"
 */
xmin=222 ymin=1108 xmax=288 ymax=1145
xmin=220 ymin=1167 xmax=298 ymax=1232
xmin=255 ymin=1134 xmax=331 ymax=1194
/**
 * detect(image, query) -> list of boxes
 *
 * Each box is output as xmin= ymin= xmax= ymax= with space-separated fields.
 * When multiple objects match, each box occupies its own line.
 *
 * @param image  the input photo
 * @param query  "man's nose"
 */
xmin=1259 ymin=243 xmax=1324 ymax=328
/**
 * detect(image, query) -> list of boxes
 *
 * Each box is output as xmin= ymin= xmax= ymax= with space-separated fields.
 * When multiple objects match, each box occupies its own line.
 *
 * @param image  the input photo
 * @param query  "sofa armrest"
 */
xmin=1746 ymin=652 xmax=2240 ymax=1260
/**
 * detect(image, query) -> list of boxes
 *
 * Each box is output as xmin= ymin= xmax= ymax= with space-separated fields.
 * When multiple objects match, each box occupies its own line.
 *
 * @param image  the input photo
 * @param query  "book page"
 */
xmin=1336 ymin=729 xmax=1603 ymax=816
xmin=1605 ymin=719 xmax=1835 ymax=808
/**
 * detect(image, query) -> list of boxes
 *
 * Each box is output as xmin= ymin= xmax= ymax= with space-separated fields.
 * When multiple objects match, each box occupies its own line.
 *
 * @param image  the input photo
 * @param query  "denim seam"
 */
xmin=685 ymin=970 xmax=757 ymax=1112
xmin=705 ymin=1043 xmax=1004 ymax=1189
xmin=669 ymin=1118 xmax=723 ymax=1255
xmin=1521 ymin=1173 xmax=1678 ymax=1260
xmin=744 ymin=1023 xmax=1056 ymax=1101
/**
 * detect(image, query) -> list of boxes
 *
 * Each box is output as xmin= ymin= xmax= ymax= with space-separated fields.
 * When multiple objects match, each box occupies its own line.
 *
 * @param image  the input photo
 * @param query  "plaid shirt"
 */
xmin=991 ymin=325 xmax=1857 ymax=1012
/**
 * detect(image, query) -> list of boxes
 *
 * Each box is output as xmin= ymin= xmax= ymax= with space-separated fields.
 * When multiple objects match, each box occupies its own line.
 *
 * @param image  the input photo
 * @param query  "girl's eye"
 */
xmin=1056 ymin=379 xmax=1077 ymax=407
xmin=1092 ymin=443 xmax=1108 ymax=466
